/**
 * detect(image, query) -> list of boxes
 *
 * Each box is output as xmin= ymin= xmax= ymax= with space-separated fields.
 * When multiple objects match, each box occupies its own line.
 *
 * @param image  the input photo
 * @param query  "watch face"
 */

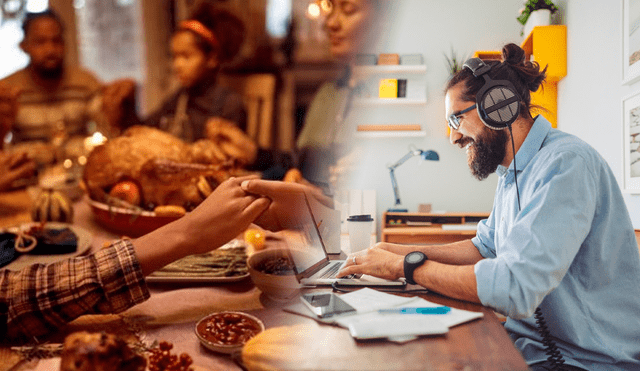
xmin=406 ymin=252 xmax=423 ymax=263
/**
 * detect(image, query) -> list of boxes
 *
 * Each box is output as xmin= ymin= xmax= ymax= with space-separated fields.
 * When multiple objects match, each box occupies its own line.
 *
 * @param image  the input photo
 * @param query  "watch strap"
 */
xmin=404 ymin=251 xmax=427 ymax=285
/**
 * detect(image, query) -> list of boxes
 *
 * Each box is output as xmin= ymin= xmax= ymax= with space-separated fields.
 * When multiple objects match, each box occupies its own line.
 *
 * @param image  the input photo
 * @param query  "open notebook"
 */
xmin=288 ymin=193 xmax=404 ymax=287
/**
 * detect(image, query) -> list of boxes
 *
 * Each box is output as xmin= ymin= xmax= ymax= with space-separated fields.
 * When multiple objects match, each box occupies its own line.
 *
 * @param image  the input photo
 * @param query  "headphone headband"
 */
xmin=463 ymin=58 xmax=491 ymax=78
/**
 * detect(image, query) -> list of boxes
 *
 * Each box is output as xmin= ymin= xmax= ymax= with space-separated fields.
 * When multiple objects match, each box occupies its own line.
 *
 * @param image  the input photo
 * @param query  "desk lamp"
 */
xmin=387 ymin=147 xmax=439 ymax=212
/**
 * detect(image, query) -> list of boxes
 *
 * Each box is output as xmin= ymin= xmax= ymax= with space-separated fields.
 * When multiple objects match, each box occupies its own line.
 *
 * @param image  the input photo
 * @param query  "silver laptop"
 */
xmin=290 ymin=193 xmax=405 ymax=287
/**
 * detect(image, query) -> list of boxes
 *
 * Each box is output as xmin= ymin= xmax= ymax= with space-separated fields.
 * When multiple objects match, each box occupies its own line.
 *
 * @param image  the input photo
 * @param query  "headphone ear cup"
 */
xmin=477 ymin=85 xmax=520 ymax=130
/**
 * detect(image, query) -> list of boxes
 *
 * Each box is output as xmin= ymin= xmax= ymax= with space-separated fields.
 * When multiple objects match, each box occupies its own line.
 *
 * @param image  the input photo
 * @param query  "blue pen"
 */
xmin=378 ymin=306 xmax=451 ymax=314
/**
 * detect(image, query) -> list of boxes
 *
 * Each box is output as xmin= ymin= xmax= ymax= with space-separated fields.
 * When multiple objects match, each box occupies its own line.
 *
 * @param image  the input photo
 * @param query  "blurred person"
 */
xmin=111 ymin=2 xmax=264 ymax=166
xmin=0 ymin=9 xmax=134 ymax=149
xmin=291 ymin=0 xmax=385 ymax=191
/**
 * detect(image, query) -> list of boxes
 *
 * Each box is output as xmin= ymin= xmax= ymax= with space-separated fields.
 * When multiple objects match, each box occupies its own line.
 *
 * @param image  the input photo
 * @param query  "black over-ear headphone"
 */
xmin=462 ymin=58 xmax=521 ymax=130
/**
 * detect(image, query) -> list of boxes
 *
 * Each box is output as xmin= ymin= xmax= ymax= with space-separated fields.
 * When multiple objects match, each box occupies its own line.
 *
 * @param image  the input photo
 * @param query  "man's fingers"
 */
xmin=4 ymin=162 xmax=36 ymax=185
xmin=12 ymin=162 xmax=36 ymax=179
xmin=241 ymin=179 xmax=304 ymax=198
xmin=337 ymin=265 xmax=361 ymax=278
xmin=231 ymin=174 xmax=260 ymax=185
xmin=243 ymin=197 xmax=271 ymax=221
xmin=8 ymin=152 xmax=30 ymax=168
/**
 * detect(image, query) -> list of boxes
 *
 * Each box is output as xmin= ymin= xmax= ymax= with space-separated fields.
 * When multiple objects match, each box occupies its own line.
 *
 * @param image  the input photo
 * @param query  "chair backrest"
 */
xmin=218 ymin=73 xmax=277 ymax=149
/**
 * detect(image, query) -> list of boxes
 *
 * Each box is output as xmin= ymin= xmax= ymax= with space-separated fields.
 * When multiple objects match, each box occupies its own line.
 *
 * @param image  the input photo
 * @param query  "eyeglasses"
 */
xmin=447 ymin=104 xmax=476 ymax=131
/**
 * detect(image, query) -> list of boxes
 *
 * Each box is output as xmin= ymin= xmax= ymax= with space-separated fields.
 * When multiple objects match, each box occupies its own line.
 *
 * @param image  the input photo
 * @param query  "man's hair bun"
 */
xmin=501 ymin=43 xmax=526 ymax=66
xmin=501 ymin=43 xmax=546 ymax=93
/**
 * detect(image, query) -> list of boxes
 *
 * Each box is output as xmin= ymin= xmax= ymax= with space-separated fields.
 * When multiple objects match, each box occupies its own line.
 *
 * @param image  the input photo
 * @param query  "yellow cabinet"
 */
xmin=473 ymin=25 xmax=567 ymax=127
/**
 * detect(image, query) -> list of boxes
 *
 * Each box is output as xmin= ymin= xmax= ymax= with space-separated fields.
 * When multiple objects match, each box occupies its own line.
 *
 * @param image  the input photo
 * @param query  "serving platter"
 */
xmin=87 ymin=197 xmax=181 ymax=237
xmin=1 ymin=222 xmax=93 ymax=271
xmin=145 ymin=240 xmax=251 ymax=283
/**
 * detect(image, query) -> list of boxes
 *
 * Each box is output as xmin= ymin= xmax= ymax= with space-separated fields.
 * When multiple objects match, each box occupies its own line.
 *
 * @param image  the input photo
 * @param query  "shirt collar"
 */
xmin=496 ymin=115 xmax=552 ymax=177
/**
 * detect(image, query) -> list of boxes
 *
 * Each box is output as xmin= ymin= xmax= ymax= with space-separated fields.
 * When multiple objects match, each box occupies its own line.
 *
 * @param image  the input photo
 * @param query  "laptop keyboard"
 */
xmin=318 ymin=262 xmax=357 ymax=279
xmin=319 ymin=262 xmax=342 ymax=278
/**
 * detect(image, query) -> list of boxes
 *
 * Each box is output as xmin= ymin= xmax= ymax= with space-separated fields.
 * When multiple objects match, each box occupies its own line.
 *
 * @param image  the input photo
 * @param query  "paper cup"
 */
xmin=347 ymin=215 xmax=374 ymax=253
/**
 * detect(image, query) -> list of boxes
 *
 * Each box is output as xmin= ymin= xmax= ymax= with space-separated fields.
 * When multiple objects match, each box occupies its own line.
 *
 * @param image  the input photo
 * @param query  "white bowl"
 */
xmin=195 ymin=311 xmax=265 ymax=354
xmin=247 ymin=248 xmax=301 ymax=303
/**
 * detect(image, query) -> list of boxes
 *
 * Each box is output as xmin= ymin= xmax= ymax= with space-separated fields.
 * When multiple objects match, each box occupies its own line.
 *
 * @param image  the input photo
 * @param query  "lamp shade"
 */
xmin=420 ymin=150 xmax=439 ymax=161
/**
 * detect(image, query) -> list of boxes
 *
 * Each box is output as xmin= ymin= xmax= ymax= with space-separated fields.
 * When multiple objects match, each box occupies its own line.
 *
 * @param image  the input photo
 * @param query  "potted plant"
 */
xmin=517 ymin=0 xmax=558 ymax=36
xmin=444 ymin=47 xmax=467 ymax=76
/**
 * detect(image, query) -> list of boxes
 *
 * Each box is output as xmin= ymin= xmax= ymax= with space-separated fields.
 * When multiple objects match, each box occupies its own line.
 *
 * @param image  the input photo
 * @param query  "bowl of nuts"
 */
xmin=195 ymin=311 xmax=265 ymax=354
xmin=247 ymin=248 xmax=302 ymax=302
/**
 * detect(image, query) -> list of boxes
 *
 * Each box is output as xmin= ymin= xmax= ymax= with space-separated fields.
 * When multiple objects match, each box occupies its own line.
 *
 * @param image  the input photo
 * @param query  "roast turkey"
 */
xmin=83 ymin=126 xmax=246 ymax=210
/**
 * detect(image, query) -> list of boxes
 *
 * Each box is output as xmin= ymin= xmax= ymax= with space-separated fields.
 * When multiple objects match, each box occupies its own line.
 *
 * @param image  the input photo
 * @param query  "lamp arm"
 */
xmin=387 ymin=149 xmax=418 ymax=207
xmin=389 ymin=168 xmax=401 ymax=206
xmin=388 ymin=150 xmax=418 ymax=171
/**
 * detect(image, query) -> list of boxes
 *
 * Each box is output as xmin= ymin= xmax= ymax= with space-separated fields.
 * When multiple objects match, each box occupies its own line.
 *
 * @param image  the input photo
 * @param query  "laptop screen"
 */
xmin=280 ymin=192 xmax=332 ymax=278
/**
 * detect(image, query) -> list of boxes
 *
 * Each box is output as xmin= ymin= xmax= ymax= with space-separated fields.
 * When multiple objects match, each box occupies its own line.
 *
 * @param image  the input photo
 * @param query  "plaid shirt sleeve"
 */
xmin=0 ymin=239 xmax=150 ymax=343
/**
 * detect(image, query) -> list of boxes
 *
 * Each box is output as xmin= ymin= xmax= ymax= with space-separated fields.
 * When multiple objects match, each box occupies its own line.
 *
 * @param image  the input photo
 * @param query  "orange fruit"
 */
xmin=109 ymin=180 xmax=141 ymax=206
xmin=283 ymin=168 xmax=303 ymax=183
xmin=244 ymin=229 xmax=266 ymax=250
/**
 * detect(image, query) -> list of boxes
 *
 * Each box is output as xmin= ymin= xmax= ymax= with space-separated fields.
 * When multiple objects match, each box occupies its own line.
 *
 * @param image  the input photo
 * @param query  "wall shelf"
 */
xmin=352 ymin=64 xmax=427 ymax=77
xmin=355 ymin=131 xmax=427 ymax=138
xmin=348 ymin=55 xmax=427 ymax=137
xmin=353 ymin=98 xmax=427 ymax=106
xmin=382 ymin=212 xmax=490 ymax=245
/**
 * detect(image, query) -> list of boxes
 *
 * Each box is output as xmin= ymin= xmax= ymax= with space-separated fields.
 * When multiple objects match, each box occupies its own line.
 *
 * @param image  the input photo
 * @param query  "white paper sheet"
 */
xmin=285 ymin=288 xmax=484 ymax=341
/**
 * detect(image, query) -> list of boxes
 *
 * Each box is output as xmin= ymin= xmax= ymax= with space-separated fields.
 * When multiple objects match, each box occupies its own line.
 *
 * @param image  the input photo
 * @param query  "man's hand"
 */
xmin=169 ymin=176 xmax=270 ymax=255
xmin=370 ymin=241 xmax=416 ymax=256
xmin=0 ymin=83 xmax=21 ymax=141
xmin=337 ymin=246 xmax=405 ymax=281
xmin=240 ymin=179 xmax=333 ymax=231
xmin=102 ymin=78 xmax=137 ymax=130
xmin=205 ymin=117 xmax=258 ymax=165
xmin=0 ymin=151 xmax=36 ymax=191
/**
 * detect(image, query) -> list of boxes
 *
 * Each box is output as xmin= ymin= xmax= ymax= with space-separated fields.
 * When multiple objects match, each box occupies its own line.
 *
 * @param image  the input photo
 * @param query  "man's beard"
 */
xmin=34 ymin=62 xmax=63 ymax=80
xmin=467 ymin=127 xmax=507 ymax=181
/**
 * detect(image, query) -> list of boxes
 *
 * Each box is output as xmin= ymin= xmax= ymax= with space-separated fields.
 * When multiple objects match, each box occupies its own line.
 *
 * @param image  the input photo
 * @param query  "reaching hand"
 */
xmin=0 ymin=151 xmax=36 ymax=192
xmin=102 ymin=78 xmax=137 ymax=130
xmin=337 ymin=246 xmax=404 ymax=281
xmin=240 ymin=179 xmax=333 ymax=231
xmin=205 ymin=117 xmax=258 ymax=165
xmin=0 ymin=82 xmax=21 ymax=141
xmin=175 ymin=175 xmax=271 ymax=254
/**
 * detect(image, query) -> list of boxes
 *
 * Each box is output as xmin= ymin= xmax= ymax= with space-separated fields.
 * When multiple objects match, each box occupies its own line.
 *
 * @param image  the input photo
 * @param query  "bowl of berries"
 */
xmin=195 ymin=311 xmax=265 ymax=354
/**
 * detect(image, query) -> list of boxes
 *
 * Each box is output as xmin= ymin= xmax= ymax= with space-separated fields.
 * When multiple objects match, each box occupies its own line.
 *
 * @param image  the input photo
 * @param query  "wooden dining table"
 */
xmin=0 ymin=189 xmax=530 ymax=371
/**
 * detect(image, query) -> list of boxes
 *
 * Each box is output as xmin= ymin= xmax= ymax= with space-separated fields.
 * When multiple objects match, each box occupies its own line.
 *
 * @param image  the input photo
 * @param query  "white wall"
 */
xmin=558 ymin=0 xmax=640 ymax=227
xmin=343 ymin=0 xmax=523 ymax=226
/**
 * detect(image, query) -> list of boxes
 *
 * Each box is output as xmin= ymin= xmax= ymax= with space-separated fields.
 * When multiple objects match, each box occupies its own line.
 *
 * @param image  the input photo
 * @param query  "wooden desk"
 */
xmin=0 ymin=191 xmax=527 ymax=371
xmin=242 ymin=293 xmax=529 ymax=371
xmin=382 ymin=212 xmax=489 ymax=245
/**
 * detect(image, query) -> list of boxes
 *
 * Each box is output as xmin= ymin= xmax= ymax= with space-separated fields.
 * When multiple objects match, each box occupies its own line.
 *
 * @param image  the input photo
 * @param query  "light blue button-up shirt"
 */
xmin=472 ymin=116 xmax=640 ymax=370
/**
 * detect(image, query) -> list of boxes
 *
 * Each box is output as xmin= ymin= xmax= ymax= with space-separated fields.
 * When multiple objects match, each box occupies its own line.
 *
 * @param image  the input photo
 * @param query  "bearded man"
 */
xmin=329 ymin=43 xmax=640 ymax=371
xmin=0 ymin=9 xmax=134 ymax=149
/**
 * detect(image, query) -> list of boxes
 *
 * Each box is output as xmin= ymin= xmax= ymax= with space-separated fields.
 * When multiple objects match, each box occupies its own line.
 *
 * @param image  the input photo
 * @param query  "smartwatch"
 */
xmin=404 ymin=251 xmax=428 ymax=285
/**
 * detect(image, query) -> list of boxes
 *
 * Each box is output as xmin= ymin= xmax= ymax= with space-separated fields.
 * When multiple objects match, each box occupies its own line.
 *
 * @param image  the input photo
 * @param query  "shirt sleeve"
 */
xmin=0 ymin=239 xmax=150 ymax=343
xmin=472 ymin=211 xmax=497 ymax=259
xmin=474 ymin=151 xmax=597 ymax=319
